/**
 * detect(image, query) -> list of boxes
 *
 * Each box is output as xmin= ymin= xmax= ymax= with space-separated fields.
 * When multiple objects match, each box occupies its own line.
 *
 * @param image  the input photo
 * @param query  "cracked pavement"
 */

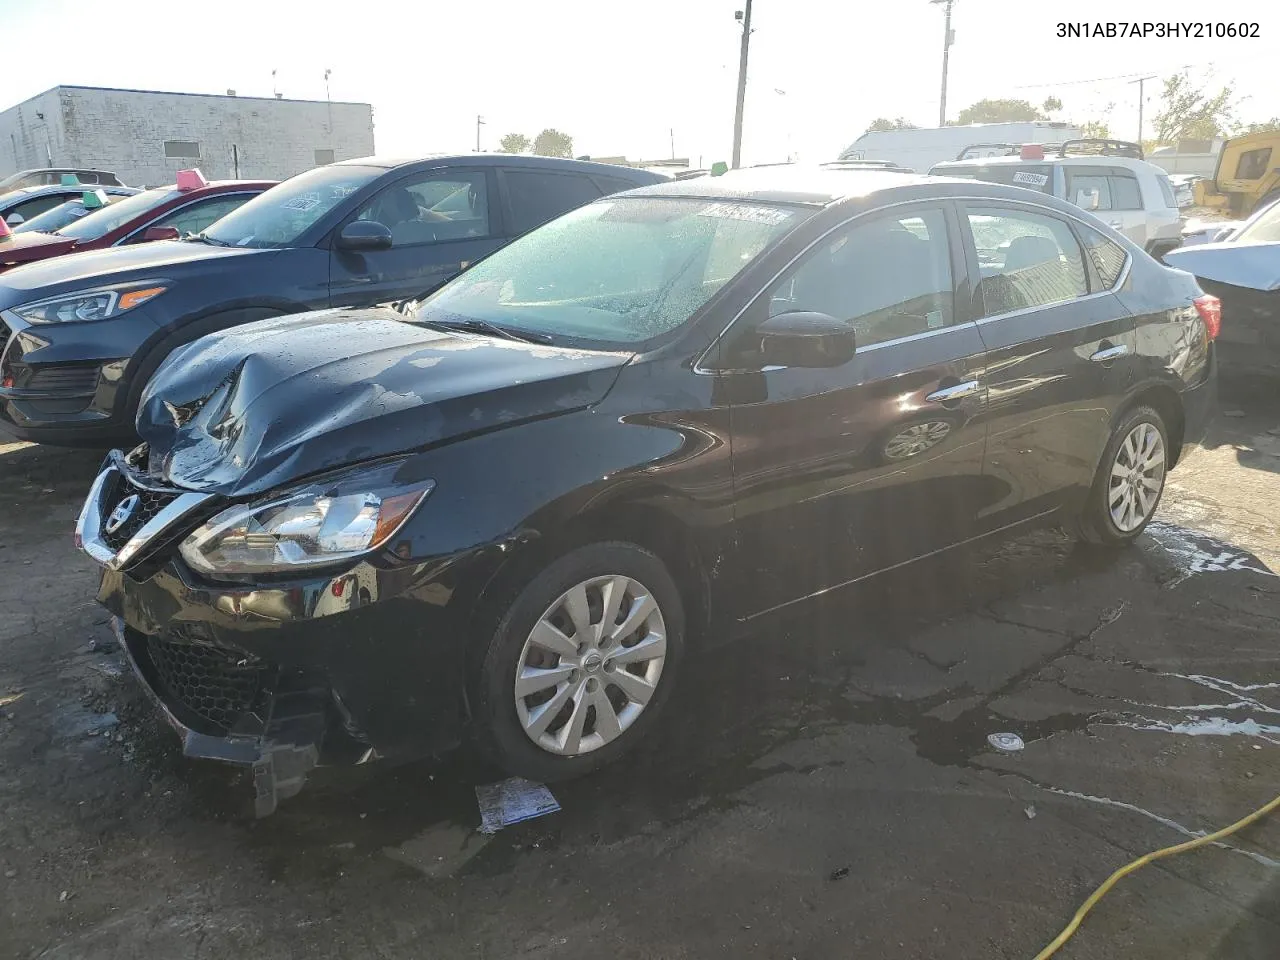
xmin=1 ymin=376 xmax=1278 ymax=959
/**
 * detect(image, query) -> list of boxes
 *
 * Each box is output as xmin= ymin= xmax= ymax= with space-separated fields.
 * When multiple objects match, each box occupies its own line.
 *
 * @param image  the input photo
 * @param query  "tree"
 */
xmin=1239 ymin=118 xmax=1280 ymax=135
xmin=865 ymin=117 xmax=918 ymax=133
xmin=1042 ymin=96 xmax=1063 ymax=114
xmin=498 ymin=132 xmax=530 ymax=154
xmin=1080 ymin=119 xmax=1112 ymax=139
xmin=954 ymin=98 xmax=1046 ymax=125
xmin=1151 ymin=71 xmax=1236 ymax=144
xmin=532 ymin=128 xmax=574 ymax=158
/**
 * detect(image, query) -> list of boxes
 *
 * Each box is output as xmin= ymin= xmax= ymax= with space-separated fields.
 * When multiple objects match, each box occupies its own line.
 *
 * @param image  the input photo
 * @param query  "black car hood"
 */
xmin=1164 ymin=240 xmax=1280 ymax=292
xmin=0 ymin=238 xmax=265 ymax=302
xmin=137 ymin=307 xmax=631 ymax=496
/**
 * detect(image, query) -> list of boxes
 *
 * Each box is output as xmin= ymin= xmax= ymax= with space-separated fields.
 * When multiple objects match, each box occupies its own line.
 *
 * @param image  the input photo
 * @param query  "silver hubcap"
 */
xmin=885 ymin=420 xmax=952 ymax=460
xmin=1108 ymin=421 xmax=1166 ymax=532
xmin=514 ymin=575 xmax=667 ymax=756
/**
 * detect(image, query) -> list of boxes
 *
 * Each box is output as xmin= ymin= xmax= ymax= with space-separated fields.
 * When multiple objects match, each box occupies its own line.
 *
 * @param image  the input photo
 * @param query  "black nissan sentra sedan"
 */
xmin=76 ymin=168 xmax=1217 ymax=814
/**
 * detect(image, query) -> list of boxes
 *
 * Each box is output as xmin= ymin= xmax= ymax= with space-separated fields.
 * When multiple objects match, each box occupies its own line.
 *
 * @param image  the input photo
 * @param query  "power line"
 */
xmin=1013 ymin=66 xmax=1195 ymax=90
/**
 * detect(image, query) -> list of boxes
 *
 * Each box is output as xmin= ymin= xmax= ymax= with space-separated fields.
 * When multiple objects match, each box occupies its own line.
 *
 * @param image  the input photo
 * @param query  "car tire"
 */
xmin=1073 ymin=405 xmax=1169 ymax=546
xmin=472 ymin=541 xmax=685 ymax=783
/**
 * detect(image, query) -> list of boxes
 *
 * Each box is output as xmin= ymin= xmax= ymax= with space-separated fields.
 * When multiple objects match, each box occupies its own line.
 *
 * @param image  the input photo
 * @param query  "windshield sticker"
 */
xmin=1012 ymin=171 xmax=1049 ymax=187
xmin=697 ymin=202 xmax=792 ymax=225
xmin=283 ymin=194 xmax=321 ymax=212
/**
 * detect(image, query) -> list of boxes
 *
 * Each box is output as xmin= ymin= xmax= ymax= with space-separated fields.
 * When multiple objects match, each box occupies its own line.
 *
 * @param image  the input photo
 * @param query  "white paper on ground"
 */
xmin=476 ymin=777 xmax=560 ymax=833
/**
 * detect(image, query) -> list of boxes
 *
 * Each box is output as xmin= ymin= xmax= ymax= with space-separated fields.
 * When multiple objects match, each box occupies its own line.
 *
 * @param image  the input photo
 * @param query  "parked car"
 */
xmin=0 ymin=171 xmax=274 ymax=274
xmin=0 ymin=183 xmax=137 ymax=230
xmin=930 ymin=140 xmax=1185 ymax=259
xmin=1167 ymin=174 xmax=1201 ymax=209
xmin=12 ymin=192 xmax=128 ymax=234
xmin=76 ymin=168 xmax=1217 ymax=813
xmin=0 ymin=155 xmax=664 ymax=446
xmin=1165 ymin=196 xmax=1280 ymax=376
xmin=0 ymin=168 xmax=124 ymax=192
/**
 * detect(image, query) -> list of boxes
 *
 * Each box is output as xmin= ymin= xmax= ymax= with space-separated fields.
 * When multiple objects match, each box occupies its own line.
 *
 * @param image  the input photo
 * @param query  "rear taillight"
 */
xmin=1193 ymin=294 xmax=1221 ymax=340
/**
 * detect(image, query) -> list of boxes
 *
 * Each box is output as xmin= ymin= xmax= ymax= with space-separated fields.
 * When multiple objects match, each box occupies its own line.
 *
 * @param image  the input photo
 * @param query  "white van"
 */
xmin=838 ymin=122 xmax=1082 ymax=174
xmin=931 ymin=143 xmax=1184 ymax=259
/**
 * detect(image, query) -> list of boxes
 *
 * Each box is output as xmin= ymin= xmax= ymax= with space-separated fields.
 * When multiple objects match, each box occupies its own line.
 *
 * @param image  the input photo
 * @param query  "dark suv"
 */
xmin=0 ymin=155 xmax=664 ymax=445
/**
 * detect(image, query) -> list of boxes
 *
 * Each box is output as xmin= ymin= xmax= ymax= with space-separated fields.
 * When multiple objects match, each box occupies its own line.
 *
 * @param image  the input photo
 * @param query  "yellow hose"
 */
xmin=1033 ymin=792 xmax=1280 ymax=960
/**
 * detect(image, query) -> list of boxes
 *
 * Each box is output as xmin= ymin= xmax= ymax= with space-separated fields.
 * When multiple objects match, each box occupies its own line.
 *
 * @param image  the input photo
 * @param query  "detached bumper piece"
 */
xmin=113 ymin=617 xmax=329 ymax=817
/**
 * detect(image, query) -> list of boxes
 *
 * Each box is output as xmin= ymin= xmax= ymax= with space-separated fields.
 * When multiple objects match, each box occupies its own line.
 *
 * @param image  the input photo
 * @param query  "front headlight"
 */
xmin=11 ymin=284 xmax=167 ymax=324
xmin=179 ymin=461 xmax=434 ymax=577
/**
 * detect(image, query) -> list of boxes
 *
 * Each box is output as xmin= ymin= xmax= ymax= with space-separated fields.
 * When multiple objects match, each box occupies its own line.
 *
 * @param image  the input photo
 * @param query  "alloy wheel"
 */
xmin=514 ymin=575 xmax=667 ymax=756
xmin=1108 ymin=421 xmax=1166 ymax=533
xmin=884 ymin=420 xmax=952 ymax=460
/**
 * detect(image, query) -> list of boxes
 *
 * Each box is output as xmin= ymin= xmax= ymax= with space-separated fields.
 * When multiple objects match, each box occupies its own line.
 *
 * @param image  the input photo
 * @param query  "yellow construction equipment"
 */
xmin=1193 ymin=131 xmax=1280 ymax=215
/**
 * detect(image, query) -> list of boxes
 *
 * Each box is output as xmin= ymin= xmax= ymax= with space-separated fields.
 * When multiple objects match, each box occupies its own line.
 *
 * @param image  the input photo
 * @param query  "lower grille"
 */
xmin=145 ymin=636 xmax=269 ymax=734
xmin=100 ymin=474 xmax=182 ymax=551
xmin=28 ymin=365 xmax=100 ymax=394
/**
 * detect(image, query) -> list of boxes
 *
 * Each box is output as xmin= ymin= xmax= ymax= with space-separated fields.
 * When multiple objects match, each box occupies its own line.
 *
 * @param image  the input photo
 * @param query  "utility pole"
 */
xmin=476 ymin=115 xmax=485 ymax=152
xmin=731 ymin=0 xmax=753 ymax=168
xmin=1129 ymin=75 xmax=1157 ymax=144
xmin=931 ymin=0 xmax=955 ymax=126
xmin=670 ymin=128 xmax=676 ymax=160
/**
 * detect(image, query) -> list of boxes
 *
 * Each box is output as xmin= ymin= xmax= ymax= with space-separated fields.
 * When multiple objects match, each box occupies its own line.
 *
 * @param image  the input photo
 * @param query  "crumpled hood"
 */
xmin=137 ymin=307 xmax=631 ymax=496
xmin=0 ymin=230 xmax=77 ymax=270
xmin=1164 ymin=240 xmax=1280 ymax=292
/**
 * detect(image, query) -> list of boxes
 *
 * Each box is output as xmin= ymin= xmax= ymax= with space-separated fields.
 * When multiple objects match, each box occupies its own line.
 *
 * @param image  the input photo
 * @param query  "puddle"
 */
xmin=383 ymin=822 xmax=492 ymax=878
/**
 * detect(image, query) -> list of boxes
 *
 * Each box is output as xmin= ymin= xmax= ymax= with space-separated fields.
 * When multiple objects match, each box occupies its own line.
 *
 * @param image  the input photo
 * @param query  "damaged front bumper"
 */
xmin=109 ymin=616 xmax=331 ymax=817
xmin=78 ymin=450 xmax=481 ymax=815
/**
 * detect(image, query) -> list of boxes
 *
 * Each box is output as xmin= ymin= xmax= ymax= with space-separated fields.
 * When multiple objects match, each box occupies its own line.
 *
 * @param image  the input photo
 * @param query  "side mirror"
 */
xmin=6 ymin=213 xmax=24 ymax=226
xmin=337 ymin=220 xmax=393 ymax=252
xmin=756 ymin=311 xmax=856 ymax=368
xmin=141 ymin=225 xmax=180 ymax=242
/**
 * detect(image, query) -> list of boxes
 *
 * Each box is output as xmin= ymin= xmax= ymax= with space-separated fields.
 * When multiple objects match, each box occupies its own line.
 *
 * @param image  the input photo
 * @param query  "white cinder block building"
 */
xmin=0 ymin=85 xmax=375 ymax=187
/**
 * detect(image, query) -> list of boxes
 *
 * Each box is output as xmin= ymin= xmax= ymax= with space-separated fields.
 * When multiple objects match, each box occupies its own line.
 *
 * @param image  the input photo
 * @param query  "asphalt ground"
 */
xmin=1 ymin=374 xmax=1277 ymax=960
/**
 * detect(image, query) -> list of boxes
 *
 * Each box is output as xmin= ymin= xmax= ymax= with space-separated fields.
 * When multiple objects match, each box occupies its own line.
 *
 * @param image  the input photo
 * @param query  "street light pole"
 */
xmin=932 ymin=0 xmax=955 ymax=126
xmin=476 ymin=115 xmax=485 ymax=152
xmin=731 ymin=0 xmax=753 ymax=168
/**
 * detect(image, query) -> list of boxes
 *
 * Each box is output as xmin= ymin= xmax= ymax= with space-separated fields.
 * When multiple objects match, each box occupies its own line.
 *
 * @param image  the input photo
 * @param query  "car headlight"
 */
xmin=11 ymin=284 xmax=167 ymax=324
xmin=179 ymin=461 xmax=434 ymax=577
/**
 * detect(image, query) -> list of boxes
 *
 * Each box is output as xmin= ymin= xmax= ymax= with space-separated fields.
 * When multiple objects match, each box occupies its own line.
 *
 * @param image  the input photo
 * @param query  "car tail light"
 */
xmin=1193 ymin=294 xmax=1221 ymax=340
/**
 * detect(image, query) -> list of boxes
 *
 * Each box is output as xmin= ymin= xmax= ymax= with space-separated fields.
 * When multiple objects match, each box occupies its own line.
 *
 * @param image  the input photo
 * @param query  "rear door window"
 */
xmin=503 ymin=171 xmax=603 ymax=235
xmin=964 ymin=206 xmax=1089 ymax=316
xmin=1109 ymin=172 xmax=1142 ymax=210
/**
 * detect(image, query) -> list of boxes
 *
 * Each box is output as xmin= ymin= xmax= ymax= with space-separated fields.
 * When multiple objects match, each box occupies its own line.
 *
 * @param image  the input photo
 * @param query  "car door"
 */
xmin=722 ymin=203 xmax=992 ymax=619
xmin=960 ymin=202 xmax=1137 ymax=531
xmin=497 ymin=168 xmax=604 ymax=239
xmin=328 ymin=167 xmax=503 ymax=307
xmin=1066 ymin=165 xmax=1146 ymax=245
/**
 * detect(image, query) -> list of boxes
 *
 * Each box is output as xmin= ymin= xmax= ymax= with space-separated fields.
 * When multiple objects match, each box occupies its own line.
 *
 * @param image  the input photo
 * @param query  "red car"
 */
xmin=0 ymin=170 xmax=275 ymax=273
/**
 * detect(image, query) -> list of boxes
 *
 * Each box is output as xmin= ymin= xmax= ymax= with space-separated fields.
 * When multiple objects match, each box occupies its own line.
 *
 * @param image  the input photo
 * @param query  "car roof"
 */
xmin=0 ymin=184 xmax=136 ymax=203
xmin=621 ymin=165 xmax=937 ymax=206
xmin=333 ymin=154 xmax=667 ymax=180
xmin=934 ymin=154 xmax=1162 ymax=173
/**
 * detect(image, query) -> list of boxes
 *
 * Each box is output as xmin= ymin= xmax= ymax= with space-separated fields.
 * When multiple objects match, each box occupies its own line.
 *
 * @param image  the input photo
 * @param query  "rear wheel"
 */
xmin=472 ymin=542 xmax=684 ymax=782
xmin=1074 ymin=405 xmax=1169 ymax=545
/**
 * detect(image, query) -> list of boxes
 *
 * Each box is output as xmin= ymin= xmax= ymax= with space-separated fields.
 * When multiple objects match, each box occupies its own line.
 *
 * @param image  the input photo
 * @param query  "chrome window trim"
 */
xmin=693 ymin=194 xmax=1131 ymax=375
xmin=76 ymin=464 xmax=214 ymax=571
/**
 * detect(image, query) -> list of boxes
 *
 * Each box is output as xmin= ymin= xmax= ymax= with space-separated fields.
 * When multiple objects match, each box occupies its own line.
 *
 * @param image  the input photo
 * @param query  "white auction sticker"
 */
xmin=1012 ymin=172 xmax=1049 ymax=187
xmin=698 ymin=202 xmax=793 ymax=225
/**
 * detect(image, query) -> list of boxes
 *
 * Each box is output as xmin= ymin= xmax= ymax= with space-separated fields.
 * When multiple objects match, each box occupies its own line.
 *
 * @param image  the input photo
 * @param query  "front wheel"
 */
xmin=1074 ymin=405 xmax=1169 ymax=545
xmin=472 ymin=542 xmax=685 ymax=782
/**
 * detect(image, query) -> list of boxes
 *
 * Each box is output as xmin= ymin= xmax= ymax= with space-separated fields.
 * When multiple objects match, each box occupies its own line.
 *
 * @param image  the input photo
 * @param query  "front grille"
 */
xmin=100 ymin=474 xmax=181 ymax=551
xmin=145 ymin=636 xmax=268 ymax=734
xmin=28 ymin=365 xmax=99 ymax=394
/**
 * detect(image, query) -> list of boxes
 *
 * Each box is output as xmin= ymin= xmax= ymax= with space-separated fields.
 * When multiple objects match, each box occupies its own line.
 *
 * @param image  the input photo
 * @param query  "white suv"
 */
xmin=930 ymin=140 xmax=1183 ymax=259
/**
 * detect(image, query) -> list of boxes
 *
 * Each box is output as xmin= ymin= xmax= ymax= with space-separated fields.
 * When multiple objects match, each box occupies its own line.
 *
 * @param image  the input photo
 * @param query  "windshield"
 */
xmin=13 ymin=199 xmax=99 ymax=233
xmin=56 ymin=188 xmax=179 ymax=239
xmin=1233 ymin=197 xmax=1280 ymax=244
xmin=419 ymin=197 xmax=805 ymax=346
xmin=202 ymin=165 xmax=381 ymax=248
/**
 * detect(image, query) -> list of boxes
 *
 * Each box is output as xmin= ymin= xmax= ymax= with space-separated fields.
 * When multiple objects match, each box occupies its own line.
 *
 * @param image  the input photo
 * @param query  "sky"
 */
xmin=1 ymin=0 xmax=1276 ymax=166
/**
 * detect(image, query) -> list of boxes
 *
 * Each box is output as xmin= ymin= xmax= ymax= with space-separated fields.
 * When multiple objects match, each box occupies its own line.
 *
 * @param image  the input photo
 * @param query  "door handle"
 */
xmin=1090 ymin=344 xmax=1129 ymax=362
xmin=926 ymin=380 xmax=981 ymax=403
